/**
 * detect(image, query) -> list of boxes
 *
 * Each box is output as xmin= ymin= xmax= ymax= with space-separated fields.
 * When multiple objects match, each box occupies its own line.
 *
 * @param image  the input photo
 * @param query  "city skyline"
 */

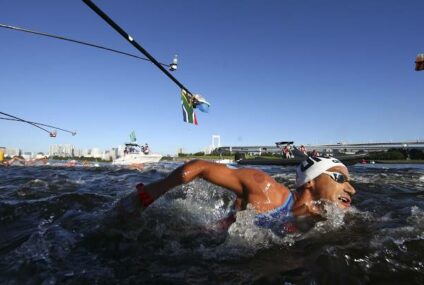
xmin=1 ymin=0 xmax=423 ymax=153
xmin=1 ymin=134 xmax=223 ymax=157
xmin=3 ymin=136 xmax=424 ymax=159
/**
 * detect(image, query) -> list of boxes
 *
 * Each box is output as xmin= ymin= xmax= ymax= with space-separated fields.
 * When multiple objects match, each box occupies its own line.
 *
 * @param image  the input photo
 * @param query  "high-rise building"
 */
xmin=49 ymin=144 xmax=74 ymax=157
xmin=91 ymin=148 xmax=102 ymax=158
xmin=49 ymin=145 xmax=59 ymax=156
xmin=83 ymin=149 xmax=91 ymax=157
xmin=73 ymin=148 xmax=83 ymax=157
xmin=62 ymin=144 xmax=74 ymax=157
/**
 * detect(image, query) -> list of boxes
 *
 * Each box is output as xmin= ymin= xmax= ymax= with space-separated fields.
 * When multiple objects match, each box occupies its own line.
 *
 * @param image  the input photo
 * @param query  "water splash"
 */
xmin=1 ymin=162 xmax=424 ymax=284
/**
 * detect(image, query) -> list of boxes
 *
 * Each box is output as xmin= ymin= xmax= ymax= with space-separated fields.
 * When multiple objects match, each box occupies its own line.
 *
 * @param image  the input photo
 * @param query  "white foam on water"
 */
xmin=9 ymin=214 xmax=79 ymax=267
xmin=73 ymin=177 xmax=86 ymax=185
xmin=407 ymin=206 xmax=424 ymax=230
xmin=351 ymin=174 xmax=371 ymax=184
xmin=379 ymin=211 xmax=394 ymax=222
xmin=17 ymin=179 xmax=50 ymax=196
xmin=198 ymin=205 xmax=300 ymax=260
xmin=138 ymin=174 xmax=418 ymax=262
xmin=142 ymin=179 xmax=302 ymax=259
xmin=143 ymin=178 xmax=381 ymax=261
xmin=370 ymin=206 xmax=424 ymax=250
xmin=272 ymin=172 xmax=295 ymax=179
xmin=141 ymin=181 xmax=236 ymax=244
xmin=300 ymin=201 xmax=348 ymax=236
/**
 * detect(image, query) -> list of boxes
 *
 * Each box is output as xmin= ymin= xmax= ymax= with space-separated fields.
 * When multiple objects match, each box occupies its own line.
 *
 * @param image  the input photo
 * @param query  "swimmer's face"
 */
xmin=311 ymin=166 xmax=356 ymax=209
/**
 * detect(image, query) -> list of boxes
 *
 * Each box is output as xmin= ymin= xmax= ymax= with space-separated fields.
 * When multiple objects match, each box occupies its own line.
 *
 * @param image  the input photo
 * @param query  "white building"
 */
xmin=5 ymin=147 xmax=21 ymax=157
xmin=102 ymin=150 xmax=112 ymax=161
xmin=49 ymin=145 xmax=60 ymax=156
xmin=83 ymin=149 xmax=91 ymax=157
xmin=91 ymin=148 xmax=102 ymax=158
xmin=73 ymin=148 xmax=83 ymax=157
xmin=49 ymin=144 xmax=74 ymax=157
xmin=22 ymin=151 xmax=33 ymax=160
xmin=62 ymin=144 xmax=74 ymax=157
xmin=110 ymin=148 xmax=118 ymax=160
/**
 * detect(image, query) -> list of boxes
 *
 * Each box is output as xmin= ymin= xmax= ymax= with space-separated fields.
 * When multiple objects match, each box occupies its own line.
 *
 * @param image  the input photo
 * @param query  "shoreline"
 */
xmin=167 ymin=157 xmax=424 ymax=165
xmin=373 ymin=160 xmax=424 ymax=164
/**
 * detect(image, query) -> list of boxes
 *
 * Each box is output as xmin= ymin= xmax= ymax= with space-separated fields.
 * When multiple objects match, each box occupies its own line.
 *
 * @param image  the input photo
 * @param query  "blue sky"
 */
xmin=0 ymin=0 xmax=423 ymax=155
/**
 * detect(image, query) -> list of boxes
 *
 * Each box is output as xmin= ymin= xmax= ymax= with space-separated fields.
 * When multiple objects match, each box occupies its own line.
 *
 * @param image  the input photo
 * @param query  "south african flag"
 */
xmin=181 ymin=89 xmax=198 ymax=125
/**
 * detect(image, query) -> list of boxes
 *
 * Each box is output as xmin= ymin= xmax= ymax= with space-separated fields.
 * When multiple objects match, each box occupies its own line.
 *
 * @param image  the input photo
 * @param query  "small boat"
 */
xmin=112 ymin=143 xmax=162 ymax=166
xmin=214 ymin=158 xmax=234 ymax=164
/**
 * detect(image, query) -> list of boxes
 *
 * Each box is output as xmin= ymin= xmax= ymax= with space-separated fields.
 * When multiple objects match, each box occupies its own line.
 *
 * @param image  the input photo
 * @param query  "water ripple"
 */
xmin=0 ymin=162 xmax=423 ymax=284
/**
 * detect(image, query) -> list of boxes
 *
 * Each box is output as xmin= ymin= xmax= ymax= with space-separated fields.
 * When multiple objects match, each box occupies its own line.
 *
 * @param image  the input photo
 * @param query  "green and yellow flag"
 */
xmin=130 ymin=130 xmax=137 ymax=142
xmin=181 ymin=89 xmax=198 ymax=125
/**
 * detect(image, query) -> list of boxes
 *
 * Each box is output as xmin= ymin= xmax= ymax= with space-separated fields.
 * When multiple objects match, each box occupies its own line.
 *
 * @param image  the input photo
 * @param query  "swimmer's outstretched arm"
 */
xmin=116 ymin=159 xmax=288 ymax=218
xmin=116 ymin=160 xmax=248 ymax=217
xmin=144 ymin=159 xmax=244 ymax=200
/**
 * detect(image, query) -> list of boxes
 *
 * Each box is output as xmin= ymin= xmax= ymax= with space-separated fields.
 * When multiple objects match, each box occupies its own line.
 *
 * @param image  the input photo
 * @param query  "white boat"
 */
xmin=215 ymin=158 xmax=234 ymax=164
xmin=112 ymin=143 xmax=162 ymax=166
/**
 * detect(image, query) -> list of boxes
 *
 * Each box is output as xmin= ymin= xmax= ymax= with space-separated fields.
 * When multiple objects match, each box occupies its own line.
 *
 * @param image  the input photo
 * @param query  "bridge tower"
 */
xmin=212 ymin=135 xmax=221 ymax=150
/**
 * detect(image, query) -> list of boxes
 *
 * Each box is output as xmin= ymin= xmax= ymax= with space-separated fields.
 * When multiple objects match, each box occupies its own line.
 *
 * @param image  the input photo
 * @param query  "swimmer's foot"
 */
xmin=116 ymin=183 xmax=155 ymax=219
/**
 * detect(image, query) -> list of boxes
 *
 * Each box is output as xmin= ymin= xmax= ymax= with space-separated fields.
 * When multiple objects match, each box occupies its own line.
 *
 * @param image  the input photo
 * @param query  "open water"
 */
xmin=1 ymin=162 xmax=424 ymax=284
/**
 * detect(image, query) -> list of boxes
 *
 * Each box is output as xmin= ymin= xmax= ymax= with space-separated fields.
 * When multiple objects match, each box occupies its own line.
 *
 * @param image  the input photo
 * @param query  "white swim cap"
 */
xmin=295 ymin=157 xmax=346 ymax=188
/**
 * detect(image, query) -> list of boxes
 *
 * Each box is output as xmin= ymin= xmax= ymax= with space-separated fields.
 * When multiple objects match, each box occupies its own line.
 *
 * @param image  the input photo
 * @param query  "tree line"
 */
xmin=177 ymin=148 xmax=424 ymax=160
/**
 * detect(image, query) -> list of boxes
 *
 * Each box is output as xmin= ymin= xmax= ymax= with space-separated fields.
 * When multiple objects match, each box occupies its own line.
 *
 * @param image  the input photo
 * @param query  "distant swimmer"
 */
xmin=26 ymin=157 xmax=48 ymax=166
xmin=116 ymin=157 xmax=356 ymax=234
xmin=65 ymin=160 xmax=78 ymax=167
xmin=128 ymin=163 xmax=144 ymax=170
xmin=3 ymin=156 xmax=26 ymax=166
xmin=2 ymin=156 xmax=48 ymax=167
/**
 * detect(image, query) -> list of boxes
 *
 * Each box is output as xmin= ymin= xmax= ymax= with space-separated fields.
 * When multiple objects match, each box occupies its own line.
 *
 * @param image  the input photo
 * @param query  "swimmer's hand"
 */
xmin=116 ymin=191 xmax=142 ymax=219
xmin=115 ymin=183 xmax=153 ymax=219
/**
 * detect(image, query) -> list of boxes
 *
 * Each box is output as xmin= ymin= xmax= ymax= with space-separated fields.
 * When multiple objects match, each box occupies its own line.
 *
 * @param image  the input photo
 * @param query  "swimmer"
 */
xmin=128 ymin=163 xmax=144 ymax=170
xmin=2 ymin=156 xmax=48 ymax=167
xmin=25 ymin=157 xmax=48 ymax=166
xmin=2 ymin=156 xmax=26 ymax=166
xmin=116 ymin=157 xmax=356 ymax=233
xmin=65 ymin=160 xmax=78 ymax=167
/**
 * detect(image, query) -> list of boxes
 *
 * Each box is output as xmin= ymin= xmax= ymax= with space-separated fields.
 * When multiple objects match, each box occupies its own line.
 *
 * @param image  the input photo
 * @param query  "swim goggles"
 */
xmin=322 ymin=171 xmax=350 ymax=184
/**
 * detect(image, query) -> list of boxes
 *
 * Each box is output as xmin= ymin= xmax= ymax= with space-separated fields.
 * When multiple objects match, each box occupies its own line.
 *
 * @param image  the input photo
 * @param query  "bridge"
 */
xmin=216 ymin=141 xmax=424 ymax=155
